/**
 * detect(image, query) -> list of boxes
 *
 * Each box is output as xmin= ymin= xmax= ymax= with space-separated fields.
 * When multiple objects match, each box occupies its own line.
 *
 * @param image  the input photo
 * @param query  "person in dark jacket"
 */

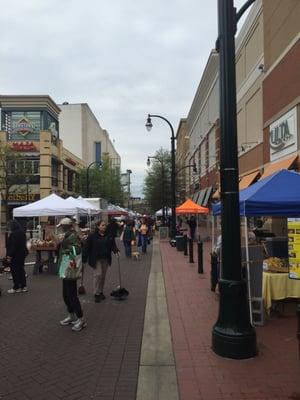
xmin=122 ymin=220 xmax=135 ymax=258
xmin=82 ymin=220 xmax=119 ymax=303
xmin=187 ymin=215 xmax=197 ymax=241
xmin=6 ymin=220 xmax=29 ymax=294
xmin=106 ymin=217 xmax=119 ymax=239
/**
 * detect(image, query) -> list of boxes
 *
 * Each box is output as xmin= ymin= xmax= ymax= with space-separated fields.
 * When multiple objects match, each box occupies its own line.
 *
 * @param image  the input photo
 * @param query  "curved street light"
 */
xmin=145 ymin=114 xmax=176 ymax=238
xmin=212 ymin=0 xmax=257 ymax=360
xmin=86 ymin=161 xmax=102 ymax=198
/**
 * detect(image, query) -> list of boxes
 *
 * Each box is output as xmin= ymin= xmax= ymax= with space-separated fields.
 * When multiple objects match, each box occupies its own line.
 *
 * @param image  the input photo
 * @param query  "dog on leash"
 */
xmin=131 ymin=251 xmax=141 ymax=261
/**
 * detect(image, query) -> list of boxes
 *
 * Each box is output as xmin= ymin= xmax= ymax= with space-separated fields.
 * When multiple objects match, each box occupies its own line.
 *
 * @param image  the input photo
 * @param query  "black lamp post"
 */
xmin=126 ymin=169 xmax=132 ymax=208
xmin=146 ymin=114 xmax=176 ymax=238
xmin=86 ymin=161 xmax=102 ymax=198
xmin=147 ymin=155 xmax=166 ymax=224
xmin=25 ymin=176 xmax=30 ymax=204
xmin=212 ymin=0 xmax=257 ymax=359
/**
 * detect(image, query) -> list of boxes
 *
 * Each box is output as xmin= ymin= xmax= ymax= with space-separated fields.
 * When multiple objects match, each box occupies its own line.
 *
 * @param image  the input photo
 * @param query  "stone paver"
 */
xmin=161 ymin=238 xmax=300 ymax=400
xmin=0 ymin=239 xmax=151 ymax=400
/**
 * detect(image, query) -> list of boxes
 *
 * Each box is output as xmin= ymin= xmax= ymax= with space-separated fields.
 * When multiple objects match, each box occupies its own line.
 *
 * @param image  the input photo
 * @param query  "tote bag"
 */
xmin=59 ymin=246 xmax=82 ymax=280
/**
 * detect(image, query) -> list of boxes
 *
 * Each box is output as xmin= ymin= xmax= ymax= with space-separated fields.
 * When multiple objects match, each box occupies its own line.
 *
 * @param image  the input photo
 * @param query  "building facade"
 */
xmin=59 ymin=103 xmax=121 ymax=169
xmin=0 ymin=95 xmax=85 ymax=222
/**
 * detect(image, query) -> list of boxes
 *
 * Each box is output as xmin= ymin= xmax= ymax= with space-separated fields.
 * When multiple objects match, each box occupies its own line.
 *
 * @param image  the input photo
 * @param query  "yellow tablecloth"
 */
xmin=262 ymin=271 xmax=300 ymax=313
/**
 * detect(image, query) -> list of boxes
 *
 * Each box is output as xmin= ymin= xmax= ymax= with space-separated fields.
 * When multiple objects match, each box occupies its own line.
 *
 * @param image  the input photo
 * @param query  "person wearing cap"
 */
xmin=57 ymin=217 xmax=86 ymax=331
xmin=82 ymin=220 xmax=119 ymax=303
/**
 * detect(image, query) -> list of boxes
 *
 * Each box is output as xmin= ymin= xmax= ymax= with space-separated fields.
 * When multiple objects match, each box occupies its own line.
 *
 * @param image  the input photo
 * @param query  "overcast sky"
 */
xmin=0 ymin=0 xmax=248 ymax=196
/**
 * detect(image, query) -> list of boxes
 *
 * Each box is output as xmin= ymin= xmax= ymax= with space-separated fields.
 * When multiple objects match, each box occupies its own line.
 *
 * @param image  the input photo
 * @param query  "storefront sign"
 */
xmin=270 ymin=107 xmax=298 ymax=161
xmin=65 ymin=157 xmax=77 ymax=166
xmin=12 ymin=117 xmax=36 ymax=136
xmin=7 ymin=193 xmax=40 ymax=202
xmin=287 ymin=218 xmax=300 ymax=279
xmin=9 ymin=141 xmax=37 ymax=152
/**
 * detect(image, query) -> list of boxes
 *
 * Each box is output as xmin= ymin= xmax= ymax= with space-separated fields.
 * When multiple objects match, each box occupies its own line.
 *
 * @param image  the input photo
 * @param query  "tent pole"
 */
xmin=244 ymin=217 xmax=253 ymax=326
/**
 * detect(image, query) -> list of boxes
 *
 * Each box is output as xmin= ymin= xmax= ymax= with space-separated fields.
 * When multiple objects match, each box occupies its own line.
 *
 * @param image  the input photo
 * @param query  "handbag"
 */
xmin=59 ymin=246 xmax=82 ymax=280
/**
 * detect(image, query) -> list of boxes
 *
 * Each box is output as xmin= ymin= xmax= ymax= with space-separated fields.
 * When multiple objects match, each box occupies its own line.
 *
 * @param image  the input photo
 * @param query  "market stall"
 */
xmin=212 ymin=169 xmax=300 ymax=323
xmin=13 ymin=194 xmax=96 ymax=275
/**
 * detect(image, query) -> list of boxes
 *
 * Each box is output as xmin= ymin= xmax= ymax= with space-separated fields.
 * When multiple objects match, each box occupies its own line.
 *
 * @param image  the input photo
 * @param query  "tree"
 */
xmin=143 ymin=148 xmax=186 ymax=214
xmin=0 ymin=142 xmax=29 ymax=223
xmin=76 ymin=155 xmax=125 ymax=205
xmin=143 ymin=148 xmax=172 ymax=213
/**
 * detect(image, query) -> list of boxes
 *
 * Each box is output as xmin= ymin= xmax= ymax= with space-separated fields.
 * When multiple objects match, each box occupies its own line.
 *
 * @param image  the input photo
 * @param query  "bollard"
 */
xmin=198 ymin=241 xmax=203 ymax=274
xmin=297 ymin=303 xmax=300 ymax=360
xmin=210 ymin=252 xmax=218 ymax=291
xmin=189 ymin=238 xmax=194 ymax=263
xmin=183 ymin=235 xmax=188 ymax=256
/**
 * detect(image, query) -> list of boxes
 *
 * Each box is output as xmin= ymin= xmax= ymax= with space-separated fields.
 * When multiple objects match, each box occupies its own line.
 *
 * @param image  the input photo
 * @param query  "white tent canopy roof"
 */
xmin=13 ymin=193 xmax=86 ymax=217
xmin=155 ymin=207 xmax=171 ymax=217
xmin=65 ymin=196 xmax=101 ymax=214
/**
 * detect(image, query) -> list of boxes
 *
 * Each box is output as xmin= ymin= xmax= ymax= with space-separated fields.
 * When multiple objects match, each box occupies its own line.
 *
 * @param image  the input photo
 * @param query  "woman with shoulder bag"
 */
xmin=122 ymin=219 xmax=135 ymax=258
xmin=57 ymin=218 xmax=86 ymax=332
xmin=82 ymin=220 xmax=119 ymax=303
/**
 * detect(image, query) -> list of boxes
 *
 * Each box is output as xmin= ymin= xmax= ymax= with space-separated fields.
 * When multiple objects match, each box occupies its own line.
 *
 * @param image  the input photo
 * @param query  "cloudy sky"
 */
xmin=0 ymin=0 xmax=248 ymax=196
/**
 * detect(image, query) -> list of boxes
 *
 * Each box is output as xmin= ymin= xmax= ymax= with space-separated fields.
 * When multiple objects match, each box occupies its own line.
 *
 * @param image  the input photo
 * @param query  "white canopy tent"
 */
xmin=155 ymin=207 xmax=171 ymax=217
xmin=13 ymin=193 xmax=86 ymax=217
xmin=65 ymin=197 xmax=101 ymax=215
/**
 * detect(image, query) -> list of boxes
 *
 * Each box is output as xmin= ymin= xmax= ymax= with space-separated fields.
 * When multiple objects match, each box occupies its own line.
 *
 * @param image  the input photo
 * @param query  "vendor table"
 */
xmin=32 ymin=248 xmax=57 ymax=275
xmin=262 ymin=271 xmax=300 ymax=313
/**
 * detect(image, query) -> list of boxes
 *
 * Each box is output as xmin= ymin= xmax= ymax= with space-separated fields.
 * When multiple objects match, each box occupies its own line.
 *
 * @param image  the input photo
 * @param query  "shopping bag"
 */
xmin=59 ymin=246 xmax=82 ymax=280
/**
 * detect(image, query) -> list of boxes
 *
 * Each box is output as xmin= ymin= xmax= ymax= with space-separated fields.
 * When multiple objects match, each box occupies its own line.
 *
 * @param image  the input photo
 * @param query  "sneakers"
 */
xmin=60 ymin=313 xmax=77 ymax=326
xmin=71 ymin=318 xmax=87 ymax=332
xmin=7 ymin=288 xmax=22 ymax=294
xmin=94 ymin=292 xmax=105 ymax=302
xmin=99 ymin=292 xmax=106 ymax=300
xmin=21 ymin=287 xmax=28 ymax=293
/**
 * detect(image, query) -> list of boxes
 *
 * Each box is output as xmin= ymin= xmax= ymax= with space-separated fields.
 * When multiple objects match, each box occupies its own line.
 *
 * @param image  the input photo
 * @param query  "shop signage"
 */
xmin=287 ymin=218 xmax=300 ymax=280
xmin=6 ymin=193 xmax=40 ymax=202
xmin=12 ymin=117 xmax=37 ymax=136
xmin=9 ymin=141 xmax=37 ymax=152
xmin=65 ymin=157 xmax=77 ymax=166
xmin=270 ymin=107 xmax=298 ymax=161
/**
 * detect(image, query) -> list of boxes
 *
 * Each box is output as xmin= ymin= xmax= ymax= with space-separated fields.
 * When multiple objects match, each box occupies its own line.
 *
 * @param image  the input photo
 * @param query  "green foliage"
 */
xmin=76 ymin=155 xmax=125 ymax=204
xmin=143 ymin=148 xmax=172 ymax=213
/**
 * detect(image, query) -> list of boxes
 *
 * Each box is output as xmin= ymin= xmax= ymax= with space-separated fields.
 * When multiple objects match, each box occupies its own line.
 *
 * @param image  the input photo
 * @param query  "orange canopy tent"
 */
xmin=176 ymin=198 xmax=209 ymax=214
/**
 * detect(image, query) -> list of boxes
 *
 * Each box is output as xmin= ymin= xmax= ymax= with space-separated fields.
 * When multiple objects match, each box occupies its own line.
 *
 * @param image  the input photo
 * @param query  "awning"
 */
xmin=260 ymin=154 xmax=298 ymax=180
xmin=239 ymin=170 xmax=260 ymax=190
xmin=202 ymin=186 xmax=213 ymax=207
xmin=192 ymin=191 xmax=199 ymax=203
xmin=197 ymin=188 xmax=207 ymax=206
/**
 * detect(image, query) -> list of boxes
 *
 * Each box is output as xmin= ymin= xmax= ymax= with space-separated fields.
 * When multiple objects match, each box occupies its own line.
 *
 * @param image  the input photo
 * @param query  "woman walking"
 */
xmin=139 ymin=218 xmax=149 ymax=254
xmin=82 ymin=220 xmax=119 ymax=303
xmin=57 ymin=218 xmax=86 ymax=332
xmin=122 ymin=219 xmax=135 ymax=258
xmin=6 ymin=220 xmax=29 ymax=294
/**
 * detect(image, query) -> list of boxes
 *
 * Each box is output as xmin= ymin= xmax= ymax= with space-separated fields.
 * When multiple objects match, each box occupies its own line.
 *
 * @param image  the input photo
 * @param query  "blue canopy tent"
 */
xmin=212 ymin=169 xmax=300 ymax=217
xmin=212 ymin=169 xmax=300 ymax=325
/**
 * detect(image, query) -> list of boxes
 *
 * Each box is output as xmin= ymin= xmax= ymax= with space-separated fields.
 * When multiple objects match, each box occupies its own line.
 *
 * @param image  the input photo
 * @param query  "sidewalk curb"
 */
xmin=136 ymin=237 xmax=179 ymax=400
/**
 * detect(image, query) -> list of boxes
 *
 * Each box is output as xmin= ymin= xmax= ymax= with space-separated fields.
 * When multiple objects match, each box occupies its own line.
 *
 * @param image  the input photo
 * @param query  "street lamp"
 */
xmin=212 ymin=0 xmax=257 ymax=360
xmin=25 ymin=176 xmax=30 ymax=204
xmin=86 ymin=161 xmax=102 ymax=198
xmin=127 ymin=169 xmax=132 ymax=208
xmin=146 ymin=114 xmax=176 ymax=238
xmin=147 ymin=155 xmax=166 ymax=224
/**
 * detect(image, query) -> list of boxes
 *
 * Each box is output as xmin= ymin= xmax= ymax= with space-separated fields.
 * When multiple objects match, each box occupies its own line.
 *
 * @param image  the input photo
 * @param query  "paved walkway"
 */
xmin=161 ymin=239 xmax=300 ymax=400
xmin=0 ymin=239 xmax=151 ymax=400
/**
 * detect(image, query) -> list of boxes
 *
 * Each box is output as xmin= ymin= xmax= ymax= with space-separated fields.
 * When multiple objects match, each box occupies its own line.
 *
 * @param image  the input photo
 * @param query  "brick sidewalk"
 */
xmin=161 ymin=240 xmax=300 ymax=400
xmin=0 ymin=241 xmax=151 ymax=400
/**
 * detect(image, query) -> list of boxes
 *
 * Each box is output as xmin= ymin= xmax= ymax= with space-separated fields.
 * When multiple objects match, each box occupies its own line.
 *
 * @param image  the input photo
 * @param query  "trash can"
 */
xmin=175 ymin=235 xmax=185 ymax=251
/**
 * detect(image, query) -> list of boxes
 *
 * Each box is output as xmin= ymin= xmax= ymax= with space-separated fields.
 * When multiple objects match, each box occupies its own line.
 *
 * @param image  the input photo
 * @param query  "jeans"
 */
xmin=123 ymin=240 xmax=132 ymax=257
xmin=141 ymin=235 xmax=147 ymax=253
xmin=62 ymin=279 xmax=83 ymax=318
